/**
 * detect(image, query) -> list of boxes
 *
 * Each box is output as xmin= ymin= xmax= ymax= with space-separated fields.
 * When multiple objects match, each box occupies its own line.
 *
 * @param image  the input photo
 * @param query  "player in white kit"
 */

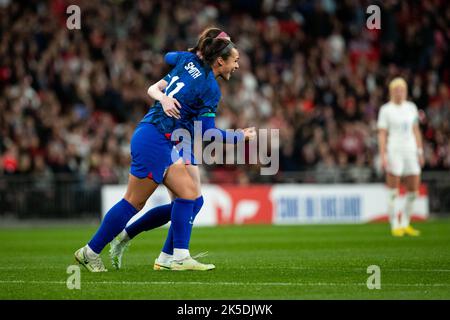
xmin=377 ymin=77 xmax=424 ymax=237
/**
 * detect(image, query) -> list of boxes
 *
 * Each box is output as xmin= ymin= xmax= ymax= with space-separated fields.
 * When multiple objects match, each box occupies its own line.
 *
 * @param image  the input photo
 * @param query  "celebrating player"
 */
xmin=377 ymin=77 xmax=424 ymax=237
xmin=109 ymin=28 xmax=256 ymax=271
xmin=74 ymin=33 xmax=253 ymax=272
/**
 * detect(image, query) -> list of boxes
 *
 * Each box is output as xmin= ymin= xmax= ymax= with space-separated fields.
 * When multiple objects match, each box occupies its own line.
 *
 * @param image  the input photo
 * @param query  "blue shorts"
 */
xmin=130 ymin=123 xmax=176 ymax=183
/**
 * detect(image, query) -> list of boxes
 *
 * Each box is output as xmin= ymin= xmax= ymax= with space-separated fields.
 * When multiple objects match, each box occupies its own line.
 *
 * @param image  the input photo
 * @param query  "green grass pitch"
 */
xmin=0 ymin=219 xmax=449 ymax=299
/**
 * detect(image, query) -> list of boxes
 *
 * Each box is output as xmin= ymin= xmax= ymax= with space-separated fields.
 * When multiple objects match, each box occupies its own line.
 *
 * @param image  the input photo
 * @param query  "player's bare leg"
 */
xmin=167 ymin=160 xmax=202 ymax=200
xmin=386 ymin=173 xmax=403 ymax=236
xmin=402 ymin=175 xmax=421 ymax=236
xmin=123 ymin=174 xmax=160 ymax=211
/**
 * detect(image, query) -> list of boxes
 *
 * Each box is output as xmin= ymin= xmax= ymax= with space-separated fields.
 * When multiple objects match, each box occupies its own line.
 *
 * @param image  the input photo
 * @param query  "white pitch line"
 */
xmin=234 ymin=267 xmax=450 ymax=273
xmin=0 ymin=280 xmax=449 ymax=287
xmin=1 ymin=266 xmax=450 ymax=273
xmin=390 ymin=268 xmax=450 ymax=273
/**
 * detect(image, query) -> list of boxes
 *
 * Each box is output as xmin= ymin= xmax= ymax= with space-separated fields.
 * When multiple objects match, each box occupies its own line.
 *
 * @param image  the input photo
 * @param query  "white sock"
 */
xmin=157 ymin=252 xmax=173 ymax=264
xmin=84 ymin=245 xmax=99 ymax=259
xmin=402 ymin=192 xmax=416 ymax=228
xmin=117 ymin=230 xmax=130 ymax=243
xmin=173 ymin=248 xmax=190 ymax=261
xmin=387 ymin=188 xmax=399 ymax=230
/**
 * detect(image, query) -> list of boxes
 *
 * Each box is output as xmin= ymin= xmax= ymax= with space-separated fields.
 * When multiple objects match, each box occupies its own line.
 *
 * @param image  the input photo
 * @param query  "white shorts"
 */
xmin=387 ymin=150 xmax=421 ymax=176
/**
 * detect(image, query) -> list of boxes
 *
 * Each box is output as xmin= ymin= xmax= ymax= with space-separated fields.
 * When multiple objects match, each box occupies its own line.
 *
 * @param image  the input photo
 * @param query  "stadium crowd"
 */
xmin=0 ymin=0 xmax=449 ymax=185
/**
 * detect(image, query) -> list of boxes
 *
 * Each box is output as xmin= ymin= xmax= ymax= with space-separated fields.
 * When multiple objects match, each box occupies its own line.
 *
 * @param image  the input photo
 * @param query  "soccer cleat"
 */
xmin=74 ymin=247 xmax=107 ymax=272
xmin=153 ymin=258 xmax=172 ymax=271
xmin=109 ymin=237 xmax=130 ymax=270
xmin=170 ymin=256 xmax=215 ymax=271
xmin=391 ymin=228 xmax=405 ymax=237
xmin=403 ymin=225 xmax=421 ymax=236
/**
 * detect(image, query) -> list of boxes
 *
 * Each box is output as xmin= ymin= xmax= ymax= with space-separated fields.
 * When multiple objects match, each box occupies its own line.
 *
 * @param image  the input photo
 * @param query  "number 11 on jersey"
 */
xmin=165 ymin=76 xmax=185 ymax=98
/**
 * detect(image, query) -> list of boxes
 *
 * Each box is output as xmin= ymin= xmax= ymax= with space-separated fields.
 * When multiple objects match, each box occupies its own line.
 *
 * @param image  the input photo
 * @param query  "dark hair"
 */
xmin=198 ymin=37 xmax=235 ymax=65
xmin=188 ymin=27 xmax=223 ymax=53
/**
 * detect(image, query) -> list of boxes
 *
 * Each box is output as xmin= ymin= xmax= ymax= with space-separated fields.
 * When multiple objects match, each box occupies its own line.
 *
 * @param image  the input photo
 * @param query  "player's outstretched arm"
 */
xmin=199 ymin=116 xmax=255 ymax=144
xmin=147 ymin=79 xmax=168 ymax=101
xmin=147 ymin=79 xmax=182 ymax=119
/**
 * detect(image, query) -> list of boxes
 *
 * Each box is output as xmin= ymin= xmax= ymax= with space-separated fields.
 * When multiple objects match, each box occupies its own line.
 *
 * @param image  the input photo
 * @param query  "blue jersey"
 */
xmin=141 ymin=52 xmax=221 ymax=137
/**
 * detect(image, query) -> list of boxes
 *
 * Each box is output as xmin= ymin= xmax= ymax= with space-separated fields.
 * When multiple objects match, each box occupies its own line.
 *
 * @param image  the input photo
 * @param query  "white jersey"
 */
xmin=377 ymin=100 xmax=419 ymax=152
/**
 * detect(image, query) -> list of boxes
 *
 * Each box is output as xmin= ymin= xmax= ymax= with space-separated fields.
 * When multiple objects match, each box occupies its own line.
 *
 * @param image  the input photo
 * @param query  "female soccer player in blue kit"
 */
xmin=74 ymin=32 xmax=253 ymax=272
xmin=109 ymin=28 xmax=255 ymax=271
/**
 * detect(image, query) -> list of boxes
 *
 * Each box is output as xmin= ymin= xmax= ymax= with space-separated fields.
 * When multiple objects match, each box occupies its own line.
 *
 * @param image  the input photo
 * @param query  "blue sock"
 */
xmin=170 ymin=198 xmax=195 ymax=250
xmin=125 ymin=203 xmax=173 ymax=239
xmin=162 ymin=196 xmax=203 ymax=254
xmin=88 ymin=198 xmax=137 ymax=254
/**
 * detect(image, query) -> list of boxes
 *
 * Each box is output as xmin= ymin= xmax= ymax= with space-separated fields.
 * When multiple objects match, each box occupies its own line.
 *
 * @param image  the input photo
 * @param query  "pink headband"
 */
xmin=216 ymin=31 xmax=230 ymax=40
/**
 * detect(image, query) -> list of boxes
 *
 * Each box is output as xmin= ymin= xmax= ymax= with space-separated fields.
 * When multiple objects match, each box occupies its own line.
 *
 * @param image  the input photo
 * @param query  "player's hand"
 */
xmin=161 ymin=95 xmax=182 ymax=119
xmin=242 ymin=127 xmax=256 ymax=141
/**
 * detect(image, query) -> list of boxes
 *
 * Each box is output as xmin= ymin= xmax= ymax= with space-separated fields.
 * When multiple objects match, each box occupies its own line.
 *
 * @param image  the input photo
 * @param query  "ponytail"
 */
xmin=188 ymin=27 xmax=225 ymax=53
